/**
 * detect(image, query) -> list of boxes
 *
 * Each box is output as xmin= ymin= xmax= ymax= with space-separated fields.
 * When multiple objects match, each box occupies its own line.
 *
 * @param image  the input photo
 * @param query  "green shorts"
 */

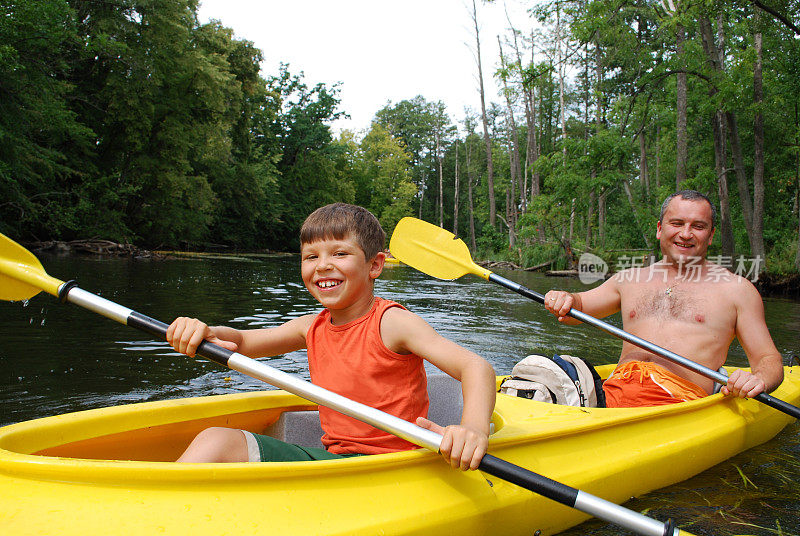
xmin=242 ymin=431 xmax=363 ymax=462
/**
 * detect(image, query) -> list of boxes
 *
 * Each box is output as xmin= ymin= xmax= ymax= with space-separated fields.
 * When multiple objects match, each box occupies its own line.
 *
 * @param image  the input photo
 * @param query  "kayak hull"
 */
xmin=2 ymin=365 xmax=799 ymax=535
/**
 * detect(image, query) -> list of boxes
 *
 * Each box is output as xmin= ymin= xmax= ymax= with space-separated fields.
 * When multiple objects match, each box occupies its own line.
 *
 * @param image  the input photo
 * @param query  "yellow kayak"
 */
xmin=1 ymin=366 xmax=798 ymax=535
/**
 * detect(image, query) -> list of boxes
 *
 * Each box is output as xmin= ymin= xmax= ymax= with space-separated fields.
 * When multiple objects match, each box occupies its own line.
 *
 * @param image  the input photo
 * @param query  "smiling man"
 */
xmin=544 ymin=190 xmax=783 ymax=408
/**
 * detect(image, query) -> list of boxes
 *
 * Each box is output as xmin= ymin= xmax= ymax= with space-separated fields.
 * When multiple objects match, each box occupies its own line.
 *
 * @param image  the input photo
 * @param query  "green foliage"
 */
xmin=357 ymin=124 xmax=416 ymax=237
xmin=2 ymin=0 xmax=799 ymax=276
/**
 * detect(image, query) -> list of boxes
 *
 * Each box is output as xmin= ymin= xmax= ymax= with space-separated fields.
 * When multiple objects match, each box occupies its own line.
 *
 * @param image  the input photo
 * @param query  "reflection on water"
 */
xmin=1 ymin=254 xmax=798 ymax=535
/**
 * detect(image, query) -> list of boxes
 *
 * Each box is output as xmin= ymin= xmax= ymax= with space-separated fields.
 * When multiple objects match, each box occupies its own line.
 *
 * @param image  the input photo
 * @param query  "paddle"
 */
xmin=389 ymin=217 xmax=800 ymax=420
xmin=0 ymin=232 xmax=690 ymax=536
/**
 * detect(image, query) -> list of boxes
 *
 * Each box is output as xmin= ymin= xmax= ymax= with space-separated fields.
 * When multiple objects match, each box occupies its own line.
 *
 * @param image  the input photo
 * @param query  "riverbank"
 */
xmin=754 ymin=272 xmax=800 ymax=299
xmin=27 ymin=240 xmax=291 ymax=261
xmin=29 ymin=239 xmax=164 ymax=259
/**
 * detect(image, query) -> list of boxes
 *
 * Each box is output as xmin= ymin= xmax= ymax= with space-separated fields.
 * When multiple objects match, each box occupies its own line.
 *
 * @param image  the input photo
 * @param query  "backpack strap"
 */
xmin=552 ymin=354 xmax=579 ymax=382
xmin=583 ymin=357 xmax=607 ymax=408
xmin=552 ymin=354 xmax=586 ymax=406
xmin=555 ymin=353 xmax=608 ymax=408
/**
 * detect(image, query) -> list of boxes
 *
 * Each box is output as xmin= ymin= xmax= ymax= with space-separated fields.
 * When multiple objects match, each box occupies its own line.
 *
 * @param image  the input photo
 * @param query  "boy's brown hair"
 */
xmin=300 ymin=203 xmax=386 ymax=260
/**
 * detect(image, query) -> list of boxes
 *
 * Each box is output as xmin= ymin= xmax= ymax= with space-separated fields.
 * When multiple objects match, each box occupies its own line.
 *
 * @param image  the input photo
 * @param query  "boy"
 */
xmin=167 ymin=203 xmax=496 ymax=470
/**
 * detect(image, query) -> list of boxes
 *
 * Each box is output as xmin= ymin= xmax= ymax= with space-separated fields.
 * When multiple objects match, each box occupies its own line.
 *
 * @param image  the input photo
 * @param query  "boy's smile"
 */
xmin=300 ymin=235 xmax=385 ymax=324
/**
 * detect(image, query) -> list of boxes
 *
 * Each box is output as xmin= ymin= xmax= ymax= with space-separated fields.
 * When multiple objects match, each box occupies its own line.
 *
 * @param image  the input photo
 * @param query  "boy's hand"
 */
xmin=166 ymin=317 xmax=238 ymax=358
xmin=416 ymin=417 xmax=488 ymax=471
xmin=721 ymin=368 xmax=766 ymax=398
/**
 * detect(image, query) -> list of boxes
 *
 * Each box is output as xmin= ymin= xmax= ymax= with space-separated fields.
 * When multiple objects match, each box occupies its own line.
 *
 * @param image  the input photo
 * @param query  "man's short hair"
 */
xmin=300 ymin=203 xmax=386 ymax=259
xmin=659 ymin=190 xmax=717 ymax=228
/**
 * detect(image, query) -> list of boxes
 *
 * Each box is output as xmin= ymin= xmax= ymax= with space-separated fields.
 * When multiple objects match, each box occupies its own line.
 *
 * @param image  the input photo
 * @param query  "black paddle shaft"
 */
xmin=127 ymin=312 xmax=234 ymax=367
xmin=487 ymin=273 xmax=800 ymax=420
xmin=480 ymin=454 xmax=576 ymax=503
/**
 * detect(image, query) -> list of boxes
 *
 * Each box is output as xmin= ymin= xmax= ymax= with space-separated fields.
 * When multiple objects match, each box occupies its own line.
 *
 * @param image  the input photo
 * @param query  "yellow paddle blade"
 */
xmin=0 ymin=233 xmax=64 ymax=301
xmin=389 ymin=217 xmax=492 ymax=281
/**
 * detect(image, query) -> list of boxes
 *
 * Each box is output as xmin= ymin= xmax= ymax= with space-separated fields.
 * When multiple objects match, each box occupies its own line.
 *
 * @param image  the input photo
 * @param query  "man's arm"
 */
xmin=723 ymin=279 xmax=784 ymax=397
xmin=544 ymin=271 xmax=625 ymax=324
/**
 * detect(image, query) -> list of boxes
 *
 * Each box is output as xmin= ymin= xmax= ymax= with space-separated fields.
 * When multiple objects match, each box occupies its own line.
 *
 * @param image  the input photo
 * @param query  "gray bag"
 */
xmin=499 ymin=354 xmax=606 ymax=407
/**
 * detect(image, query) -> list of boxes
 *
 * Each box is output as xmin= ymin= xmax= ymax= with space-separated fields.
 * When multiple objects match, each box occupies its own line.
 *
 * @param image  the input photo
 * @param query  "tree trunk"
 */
xmin=467 ymin=139 xmax=477 ymax=252
xmin=655 ymin=125 xmax=661 ymax=188
xmin=512 ymin=31 xmax=540 ymax=201
xmin=585 ymin=189 xmax=595 ymax=248
xmin=676 ymin=24 xmax=688 ymax=187
xmin=728 ymin=112 xmax=755 ymax=248
xmin=699 ymin=15 xmax=735 ymax=256
xmin=418 ymin=173 xmax=425 ymax=219
xmin=752 ymin=21 xmax=766 ymax=258
xmin=566 ymin=198 xmax=576 ymax=268
xmin=508 ymin=143 xmax=517 ymax=233
xmin=623 ymin=181 xmax=653 ymax=249
xmin=557 ymin=11 xmax=567 ymax=159
xmin=453 ymin=141 xmax=460 ymax=236
xmin=639 ymin=128 xmax=649 ymax=199
xmin=795 ymin=101 xmax=800 ymax=271
xmin=436 ymin=130 xmax=444 ymax=228
xmin=506 ymin=187 xmax=516 ymax=247
xmin=598 ymin=188 xmax=606 ymax=247
xmin=714 ymin=111 xmax=736 ymax=257
xmin=727 ymin=15 xmax=766 ymax=259
xmin=498 ymin=37 xmax=524 ymax=213
xmin=470 ymin=0 xmax=496 ymax=227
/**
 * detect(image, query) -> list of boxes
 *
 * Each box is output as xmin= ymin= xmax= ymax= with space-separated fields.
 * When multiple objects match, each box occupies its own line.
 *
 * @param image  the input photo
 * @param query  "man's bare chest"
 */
xmin=622 ymin=284 xmax=735 ymax=328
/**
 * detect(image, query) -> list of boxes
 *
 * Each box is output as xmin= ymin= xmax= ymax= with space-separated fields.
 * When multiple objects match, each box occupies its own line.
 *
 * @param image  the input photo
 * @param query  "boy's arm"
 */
xmin=380 ymin=307 xmax=496 ymax=470
xmin=166 ymin=315 xmax=314 ymax=358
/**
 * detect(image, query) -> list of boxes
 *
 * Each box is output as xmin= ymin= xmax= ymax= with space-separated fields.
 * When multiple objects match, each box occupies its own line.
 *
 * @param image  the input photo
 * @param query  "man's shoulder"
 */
xmin=701 ymin=262 xmax=758 ymax=289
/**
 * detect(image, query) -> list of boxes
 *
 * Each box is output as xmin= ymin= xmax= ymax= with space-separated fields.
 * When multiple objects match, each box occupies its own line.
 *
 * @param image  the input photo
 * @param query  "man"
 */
xmin=545 ymin=190 xmax=783 ymax=407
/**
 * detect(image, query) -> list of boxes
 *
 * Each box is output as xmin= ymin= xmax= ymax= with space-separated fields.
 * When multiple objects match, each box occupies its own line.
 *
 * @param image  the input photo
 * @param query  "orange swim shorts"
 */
xmin=602 ymin=361 xmax=708 ymax=408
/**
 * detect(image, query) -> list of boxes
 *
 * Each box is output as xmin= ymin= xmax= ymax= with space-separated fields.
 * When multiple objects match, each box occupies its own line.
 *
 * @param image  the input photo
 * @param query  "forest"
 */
xmin=2 ymin=0 xmax=799 ymax=276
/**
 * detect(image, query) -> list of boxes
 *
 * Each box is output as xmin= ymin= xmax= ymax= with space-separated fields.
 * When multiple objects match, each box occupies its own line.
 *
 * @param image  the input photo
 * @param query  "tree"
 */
xmin=470 ymin=0 xmax=497 ymax=227
xmin=0 ymin=0 xmax=94 ymax=240
xmin=357 ymin=124 xmax=416 ymax=236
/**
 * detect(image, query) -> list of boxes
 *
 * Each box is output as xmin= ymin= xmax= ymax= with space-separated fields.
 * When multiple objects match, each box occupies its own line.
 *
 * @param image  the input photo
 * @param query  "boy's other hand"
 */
xmin=416 ymin=417 xmax=488 ymax=471
xmin=166 ymin=317 xmax=238 ymax=357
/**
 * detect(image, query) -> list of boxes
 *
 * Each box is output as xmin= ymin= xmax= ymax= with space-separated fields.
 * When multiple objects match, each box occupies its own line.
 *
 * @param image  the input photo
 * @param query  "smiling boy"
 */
xmin=544 ymin=190 xmax=783 ymax=407
xmin=167 ymin=203 xmax=496 ymax=469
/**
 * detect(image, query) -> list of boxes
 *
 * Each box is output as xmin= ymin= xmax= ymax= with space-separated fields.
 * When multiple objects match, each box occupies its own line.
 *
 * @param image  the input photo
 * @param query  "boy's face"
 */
xmin=300 ymin=234 xmax=384 ymax=313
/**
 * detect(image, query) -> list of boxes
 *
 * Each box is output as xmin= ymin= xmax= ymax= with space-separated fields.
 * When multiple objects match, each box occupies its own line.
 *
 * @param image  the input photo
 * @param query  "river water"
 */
xmin=1 ymin=253 xmax=799 ymax=535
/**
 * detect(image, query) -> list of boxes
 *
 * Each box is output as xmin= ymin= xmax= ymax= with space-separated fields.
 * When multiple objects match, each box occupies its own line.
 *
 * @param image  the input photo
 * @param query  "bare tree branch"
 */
xmin=752 ymin=0 xmax=800 ymax=36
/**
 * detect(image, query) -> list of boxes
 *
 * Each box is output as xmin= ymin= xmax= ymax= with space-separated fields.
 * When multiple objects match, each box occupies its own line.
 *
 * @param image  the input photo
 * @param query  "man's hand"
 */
xmin=416 ymin=417 xmax=488 ymax=471
xmin=544 ymin=290 xmax=576 ymax=322
xmin=721 ymin=368 xmax=767 ymax=398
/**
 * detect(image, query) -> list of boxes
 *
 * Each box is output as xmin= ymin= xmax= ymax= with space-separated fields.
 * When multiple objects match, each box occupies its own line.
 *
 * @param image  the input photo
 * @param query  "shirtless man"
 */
xmin=544 ymin=190 xmax=783 ymax=407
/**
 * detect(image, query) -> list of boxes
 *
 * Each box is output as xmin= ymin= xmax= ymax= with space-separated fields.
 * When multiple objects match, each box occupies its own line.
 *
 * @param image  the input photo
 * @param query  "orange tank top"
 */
xmin=306 ymin=297 xmax=429 ymax=455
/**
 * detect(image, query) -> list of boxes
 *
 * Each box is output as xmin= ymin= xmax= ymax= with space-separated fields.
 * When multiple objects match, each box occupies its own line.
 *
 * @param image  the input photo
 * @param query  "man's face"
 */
xmin=656 ymin=197 xmax=716 ymax=265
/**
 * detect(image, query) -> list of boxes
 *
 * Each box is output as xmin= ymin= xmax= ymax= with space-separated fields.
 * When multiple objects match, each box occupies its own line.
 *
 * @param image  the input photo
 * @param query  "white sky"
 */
xmin=196 ymin=0 xmax=536 ymax=135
